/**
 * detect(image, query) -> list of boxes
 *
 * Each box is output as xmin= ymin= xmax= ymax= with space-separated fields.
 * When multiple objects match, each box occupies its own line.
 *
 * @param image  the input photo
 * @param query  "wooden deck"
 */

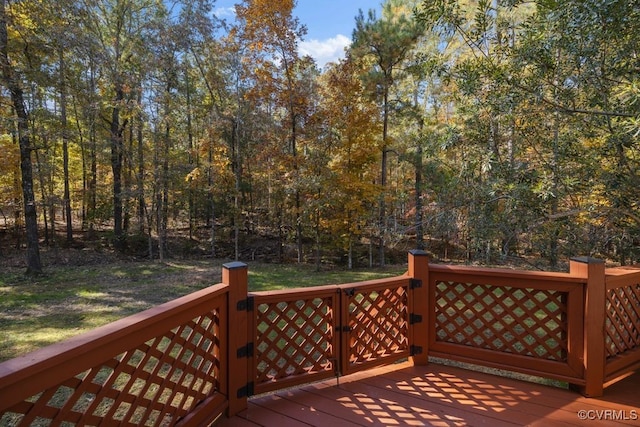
xmin=216 ymin=362 xmax=640 ymax=426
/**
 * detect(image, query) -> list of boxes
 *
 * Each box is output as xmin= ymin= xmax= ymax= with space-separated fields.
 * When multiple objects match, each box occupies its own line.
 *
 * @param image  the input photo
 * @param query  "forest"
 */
xmin=0 ymin=0 xmax=638 ymax=275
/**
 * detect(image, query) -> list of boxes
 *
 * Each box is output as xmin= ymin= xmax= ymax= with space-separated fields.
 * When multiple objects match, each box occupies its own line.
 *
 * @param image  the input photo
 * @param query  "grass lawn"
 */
xmin=0 ymin=257 xmax=405 ymax=362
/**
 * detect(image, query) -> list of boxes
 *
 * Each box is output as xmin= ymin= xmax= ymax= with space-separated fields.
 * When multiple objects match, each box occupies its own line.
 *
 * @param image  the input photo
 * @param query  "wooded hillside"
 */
xmin=1 ymin=0 xmax=638 ymax=273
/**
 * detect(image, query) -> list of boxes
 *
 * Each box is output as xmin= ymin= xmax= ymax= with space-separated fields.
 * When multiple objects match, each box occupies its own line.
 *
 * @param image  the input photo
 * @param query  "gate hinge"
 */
xmin=409 ymin=313 xmax=423 ymax=325
xmin=410 ymin=345 xmax=423 ymax=356
xmin=237 ymin=296 xmax=254 ymax=312
xmin=237 ymin=382 xmax=254 ymax=398
xmin=237 ymin=342 xmax=254 ymax=358
xmin=410 ymin=278 xmax=422 ymax=289
xmin=344 ymin=288 xmax=356 ymax=297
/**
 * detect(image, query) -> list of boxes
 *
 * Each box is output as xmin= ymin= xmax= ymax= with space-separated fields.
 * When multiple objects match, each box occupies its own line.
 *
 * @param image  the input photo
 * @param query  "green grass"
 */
xmin=0 ymin=259 xmax=405 ymax=361
xmin=248 ymin=263 xmax=405 ymax=291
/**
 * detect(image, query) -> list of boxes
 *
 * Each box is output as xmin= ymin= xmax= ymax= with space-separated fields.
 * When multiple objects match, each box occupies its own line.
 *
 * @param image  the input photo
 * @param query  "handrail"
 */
xmin=429 ymin=263 xmax=585 ymax=284
xmin=248 ymin=275 xmax=411 ymax=298
xmin=605 ymin=265 xmax=640 ymax=289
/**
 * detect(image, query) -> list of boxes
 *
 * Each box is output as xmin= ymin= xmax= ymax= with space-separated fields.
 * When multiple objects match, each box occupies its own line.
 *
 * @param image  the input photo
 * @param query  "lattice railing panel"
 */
xmin=346 ymin=285 xmax=409 ymax=368
xmin=605 ymin=283 xmax=640 ymax=359
xmin=1 ymin=311 xmax=223 ymax=427
xmin=435 ymin=282 xmax=568 ymax=361
xmin=254 ymin=296 xmax=335 ymax=386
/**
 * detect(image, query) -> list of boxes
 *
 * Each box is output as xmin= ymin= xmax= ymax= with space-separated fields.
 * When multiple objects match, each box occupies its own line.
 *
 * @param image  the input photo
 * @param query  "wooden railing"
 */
xmin=0 ymin=273 xmax=233 ymax=426
xmin=428 ymin=262 xmax=585 ymax=383
xmin=604 ymin=265 xmax=640 ymax=385
xmin=248 ymin=276 xmax=415 ymax=395
xmin=1 ymin=252 xmax=639 ymax=425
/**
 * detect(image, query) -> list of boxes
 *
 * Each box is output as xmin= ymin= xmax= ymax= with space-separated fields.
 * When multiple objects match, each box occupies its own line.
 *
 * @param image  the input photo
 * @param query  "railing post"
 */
xmin=570 ymin=256 xmax=606 ymax=397
xmin=223 ymin=261 xmax=249 ymax=416
xmin=408 ymin=250 xmax=429 ymax=365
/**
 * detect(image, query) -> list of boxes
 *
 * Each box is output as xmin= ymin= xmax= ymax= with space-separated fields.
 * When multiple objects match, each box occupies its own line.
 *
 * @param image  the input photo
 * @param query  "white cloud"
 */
xmin=213 ymin=6 xmax=236 ymax=18
xmin=299 ymin=34 xmax=351 ymax=69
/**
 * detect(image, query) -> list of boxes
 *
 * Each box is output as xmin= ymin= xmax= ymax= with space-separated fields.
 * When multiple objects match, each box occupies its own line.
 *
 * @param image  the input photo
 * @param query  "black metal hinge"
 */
xmin=344 ymin=288 xmax=356 ymax=297
xmin=237 ymin=342 xmax=254 ymax=358
xmin=237 ymin=382 xmax=254 ymax=398
xmin=410 ymin=278 xmax=422 ymax=289
xmin=237 ymin=296 xmax=254 ymax=312
xmin=410 ymin=345 xmax=423 ymax=356
xmin=409 ymin=313 xmax=423 ymax=325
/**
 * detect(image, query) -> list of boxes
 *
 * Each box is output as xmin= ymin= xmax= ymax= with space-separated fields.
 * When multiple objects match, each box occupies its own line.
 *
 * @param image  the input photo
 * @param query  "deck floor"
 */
xmin=216 ymin=362 xmax=640 ymax=426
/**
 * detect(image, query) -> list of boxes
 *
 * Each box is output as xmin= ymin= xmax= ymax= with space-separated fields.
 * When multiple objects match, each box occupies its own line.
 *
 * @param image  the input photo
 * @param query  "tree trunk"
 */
xmin=232 ymin=119 xmax=241 ymax=261
xmin=379 ymin=88 xmax=389 ymax=267
xmin=71 ymin=86 xmax=88 ymax=231
xmin=208 ymin=134 xmax=216 ymax=258
xmin=34 ymin=138 xmax=49 ymax=246
xmin=161 ymin=119 xmax=170 ymax=259
xmin=185 ymin=67 xmax=195 ymax=240
xmin=87 ymin=63 xmax=98 ymax=235
xmin=136 ymin=88 xmax=145 ymax=234
xmin=0 ymin=0 xmax=42 ymax=274
xmin=59 ymin=49 xmax=73 ymax=243
xmin=415 ymin=141 xmax=424 ymax=250
xmin=110 ymin=87 xmax=127 ymax=251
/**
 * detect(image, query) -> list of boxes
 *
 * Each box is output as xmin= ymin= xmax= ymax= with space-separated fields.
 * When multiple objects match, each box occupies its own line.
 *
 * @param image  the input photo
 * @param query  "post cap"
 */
xmin=570 ymin=256 xmax=604 ymax=264
xmin=409 ymin=249 xmax=429 ymax=256
xmin=223 ymin=261 xmax=248 ymax=270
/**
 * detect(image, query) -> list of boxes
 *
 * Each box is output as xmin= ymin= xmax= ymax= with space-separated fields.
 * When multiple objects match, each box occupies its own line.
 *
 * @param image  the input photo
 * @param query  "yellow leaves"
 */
xmin=250 ymin=41 xmax=264 ymax=52
xmin=10 ymin=0 xmax=44 ymax=32
xmin=0 ymin=133 xmax=20 ymax=203
xmin=198 ymin=140 xmax=230 ymax=169
xmin=0 ymin=133 xmax=19 ymax=174
xmin=185 ymin=167 xmax=202 ymax=183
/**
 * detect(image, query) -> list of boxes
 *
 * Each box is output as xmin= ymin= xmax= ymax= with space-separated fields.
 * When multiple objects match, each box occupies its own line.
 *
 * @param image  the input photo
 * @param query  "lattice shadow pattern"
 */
xmin=605 ymin=283 xmax=640 ymax=359
xmin=435 ymin=282 xmax=568 ymax=361
xmin=254 ymin=297 xmax=335 ymax=386
xmin=1 ymin=312 xmax=223 ymax=427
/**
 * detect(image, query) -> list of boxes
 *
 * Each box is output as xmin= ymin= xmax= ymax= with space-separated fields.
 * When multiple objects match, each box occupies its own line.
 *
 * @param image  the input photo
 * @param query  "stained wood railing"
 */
xmin=604 ymin=265 xmax=640 ymax=384
xmin=0 ymin=273 xmax=233 ymax=426
xmin=1 ymin=252 xmax=639 ymax=425
xmin=248 ymin=276 xmax=415 ymax=396
xmin=429 ymin=263 xmax=585 ymax=381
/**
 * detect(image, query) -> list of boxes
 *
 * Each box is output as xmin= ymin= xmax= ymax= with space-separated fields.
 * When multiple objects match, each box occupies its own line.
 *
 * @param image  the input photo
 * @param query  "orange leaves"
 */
xmin=235 ymin=0 xmax=305 ymax=59
xmin=236 ymin=0 xmax=296 ymax=31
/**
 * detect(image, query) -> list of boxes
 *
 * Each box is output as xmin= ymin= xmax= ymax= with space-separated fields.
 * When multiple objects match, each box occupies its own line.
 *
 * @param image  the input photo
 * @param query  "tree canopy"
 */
xmin=0 ymin=0 xmax=638 ymax=272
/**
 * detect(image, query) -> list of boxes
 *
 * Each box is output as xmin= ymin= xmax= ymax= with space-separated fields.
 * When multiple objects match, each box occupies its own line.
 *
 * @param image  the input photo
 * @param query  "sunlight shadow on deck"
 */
xmin=221 ymin=362 xmax=640 ymax=426
xmin=316 ymin=365 xmax=548 ymax=425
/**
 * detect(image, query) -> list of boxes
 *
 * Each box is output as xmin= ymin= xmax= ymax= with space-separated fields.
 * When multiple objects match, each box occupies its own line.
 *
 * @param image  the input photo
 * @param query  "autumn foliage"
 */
xmin=0 ymin=0 xmax=638 ymax=270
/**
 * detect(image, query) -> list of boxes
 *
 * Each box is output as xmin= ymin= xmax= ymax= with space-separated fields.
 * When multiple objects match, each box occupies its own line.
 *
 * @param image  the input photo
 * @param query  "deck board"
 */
xmin=216 ymin=362 xmax=640 ymax=426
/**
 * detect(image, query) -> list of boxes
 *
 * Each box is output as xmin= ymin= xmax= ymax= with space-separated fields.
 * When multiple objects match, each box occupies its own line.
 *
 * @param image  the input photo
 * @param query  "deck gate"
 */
xmin=245 ymin=251 xmax=429 ymax=397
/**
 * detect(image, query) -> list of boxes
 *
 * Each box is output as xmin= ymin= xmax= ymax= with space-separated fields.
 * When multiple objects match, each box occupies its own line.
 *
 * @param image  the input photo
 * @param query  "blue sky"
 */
xmin=213 ymin=1 xmax=383 ymax=68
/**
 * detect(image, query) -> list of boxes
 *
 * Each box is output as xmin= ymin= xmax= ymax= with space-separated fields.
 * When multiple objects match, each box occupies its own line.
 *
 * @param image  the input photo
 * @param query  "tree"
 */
xmin=416 ymin=0 xmax=640 ymax=265
xmin=351 ymin=0 xmax=424 ymax=265
xmin=236 ymin=0 xmax=313 ymax=262
xmin=79 ymin=0 xmax=162 ymax=251
xmin=0 ymin=0 xmax=42 ymax=274
xmin=316 ymin=55 xmax=382 ymax=268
